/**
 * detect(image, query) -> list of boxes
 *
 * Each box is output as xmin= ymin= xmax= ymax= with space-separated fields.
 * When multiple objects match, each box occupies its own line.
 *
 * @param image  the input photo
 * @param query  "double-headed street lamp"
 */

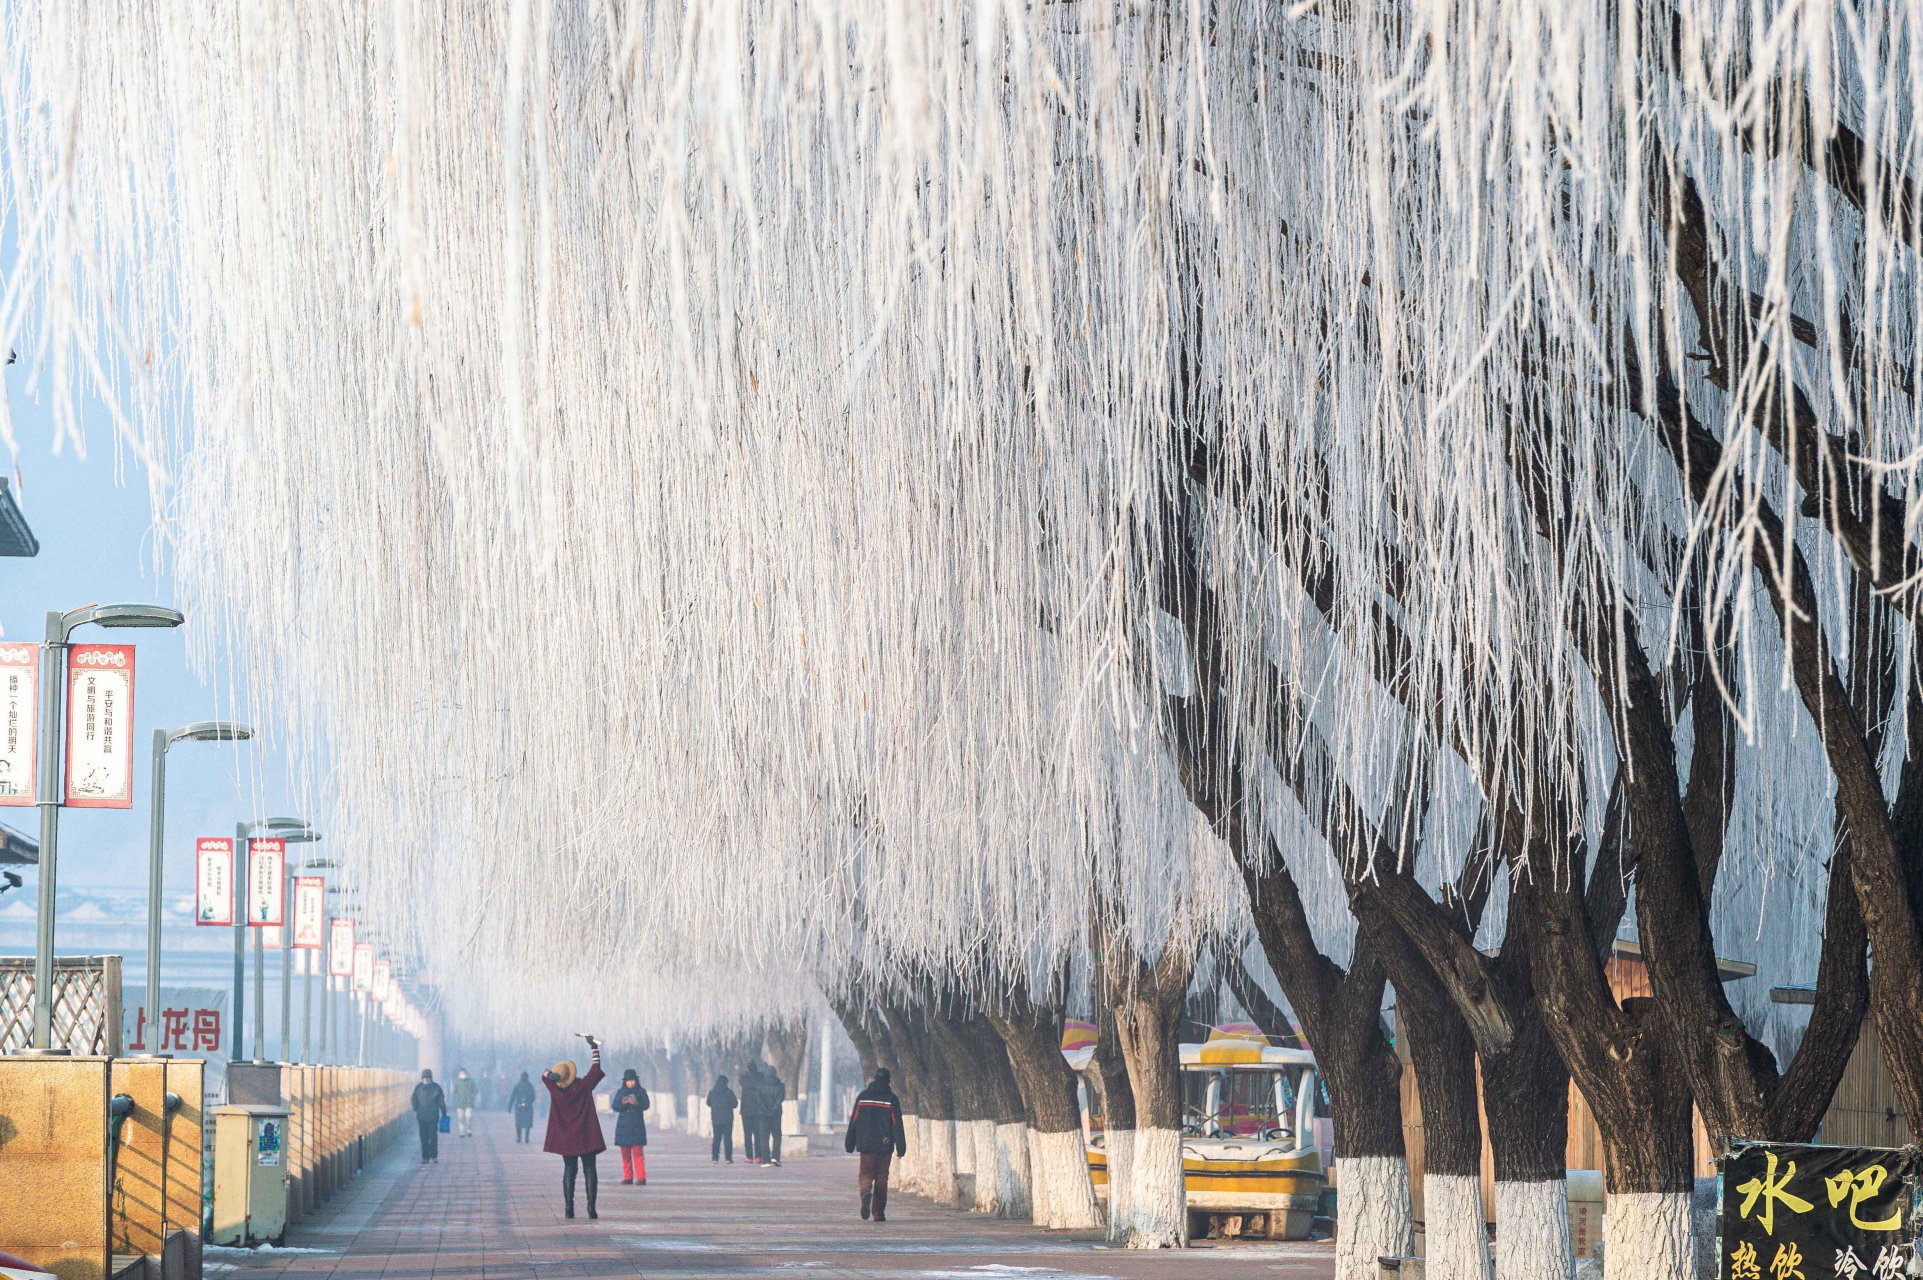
xmin=30 ymin=603 xmax=184 ymax=1052
xmin=231 ymin=816 xmax=319 ymax=1061
xmin=145 ymin=722 xmax=253 ymax=1044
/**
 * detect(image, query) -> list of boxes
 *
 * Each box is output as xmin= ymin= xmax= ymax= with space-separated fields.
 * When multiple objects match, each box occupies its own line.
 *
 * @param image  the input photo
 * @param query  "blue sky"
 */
xmin=0 ymin=361 xmax=313 ymax=1015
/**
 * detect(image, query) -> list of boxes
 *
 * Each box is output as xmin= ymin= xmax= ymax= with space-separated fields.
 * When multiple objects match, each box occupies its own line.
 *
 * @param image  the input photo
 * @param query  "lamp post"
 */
xmin=144 ymin=722 xmax=252 ymax=1052
xmin=29 ymin=603 xmax=185 ymax=1052
xmin=231 ymin=816 xmax=316 ymax=1060
xmin=323 ymin=885 xmax=357 ymax=1064
xmin=287 ymin=856 xmax=336 ymax=1063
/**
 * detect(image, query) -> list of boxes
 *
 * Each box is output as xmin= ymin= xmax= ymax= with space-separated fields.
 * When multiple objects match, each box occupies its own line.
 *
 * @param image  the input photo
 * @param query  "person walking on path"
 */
xmin=844 ymin=1068 xmax=907 ymax=1222
xmin=706 ymin=1074 xmax=738 ymax=1163
xmin=739 ymin=1063 xmax=764 ymax=1163
xmin=451 ymin=1067 xmax=479 ymax=1137
xmin=611 ymin=1069 xmax=651 ymax=1185
xmin=510 ymin=1071 xmax=537 ymax=1143
xmin=759 ymin=1069 xmax=786 ymax=1167
xmin=411 ymin=1069 xmax=448 ymax=1165
xmin=544 ymin=1037 xmax=607 ymax=1219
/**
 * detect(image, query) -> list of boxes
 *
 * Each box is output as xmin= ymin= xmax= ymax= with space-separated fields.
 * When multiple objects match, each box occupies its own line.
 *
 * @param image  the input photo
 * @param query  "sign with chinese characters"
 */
xmin=292 ymin=877 xmax=325 ymax=948
xmin=1722 ymin=1141 xmax=1919 ymax=1280
xmin=352 ymin=942 xmax=373 ymax=992
xmin=247 ymin=837 xmax=285 ymax=926
xmin=124 ymin=986 xmax=229 ymax=1055
xmin=64 ymin=644 xmax=133 ymax=808
xmin=373 ymin=957 xmax=391 ymax=1001
xmin=195 ymin=837 xmax=234 ymax=926
xmin=0 ymin=643 xmax=36 ymax=806
xmin=329 ymin=917 xmax=355 ymax=975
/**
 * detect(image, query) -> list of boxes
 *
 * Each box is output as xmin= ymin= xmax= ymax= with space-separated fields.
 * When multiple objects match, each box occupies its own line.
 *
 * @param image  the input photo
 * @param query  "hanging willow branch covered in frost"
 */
xmin=0 ymin=0 xmax=1913 ymax=1051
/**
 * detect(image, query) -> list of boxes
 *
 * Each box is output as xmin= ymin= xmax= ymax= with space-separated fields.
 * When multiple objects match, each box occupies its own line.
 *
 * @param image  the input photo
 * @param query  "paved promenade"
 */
xmin=207 ymin=1109 xmax=1336 ymax=1279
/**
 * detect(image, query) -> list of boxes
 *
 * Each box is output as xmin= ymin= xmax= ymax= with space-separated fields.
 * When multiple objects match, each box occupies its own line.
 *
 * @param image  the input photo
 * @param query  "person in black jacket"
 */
xmin=612 ymin=1069 xmax=651 ymax=1184
xmin=510 ymin=1071 xmax=537 ymax=1143
xmin=759 ymin=1069 xmax=786 ymax=1167
xmin=706 ymin=1074 xmax=738 ymax=1163
xmin=410 ymin=1069 xmax=448 ymax=1165
xmin=844 ymin=1068 xmax=907 ymax=1221
xmin=737 ymin=1064 xmax=762 ymax=1162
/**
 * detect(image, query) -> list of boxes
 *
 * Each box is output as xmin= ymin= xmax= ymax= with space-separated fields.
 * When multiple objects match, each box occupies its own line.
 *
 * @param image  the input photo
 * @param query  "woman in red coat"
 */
xmin=544 ymin=1036 xmax=607 ymax=1219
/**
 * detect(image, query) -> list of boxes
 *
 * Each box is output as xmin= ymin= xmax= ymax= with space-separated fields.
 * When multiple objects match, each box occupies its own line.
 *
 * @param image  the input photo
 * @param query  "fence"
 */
xmin=0 ymin=955 xmax=122 ymax=1054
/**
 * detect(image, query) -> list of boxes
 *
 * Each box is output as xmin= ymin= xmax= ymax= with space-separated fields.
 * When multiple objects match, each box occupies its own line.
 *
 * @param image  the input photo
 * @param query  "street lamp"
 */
xmin=231 ymin=816 xmax=317 ymax=1061
xmin=324 ymin=885 xmax=359 ymax=1064
xmin=29 ymin=602 xmax=185 ymax=1053
xmin=144 ymin=721 xmax=253 ymax=1052
xmin=287 ymin=855 xmax=338 ymax=1064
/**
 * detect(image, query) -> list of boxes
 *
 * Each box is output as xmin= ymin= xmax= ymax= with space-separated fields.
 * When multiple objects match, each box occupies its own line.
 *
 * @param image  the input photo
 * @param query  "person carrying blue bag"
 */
xmin=411 ymin=1069 xmax=448 ymax=1164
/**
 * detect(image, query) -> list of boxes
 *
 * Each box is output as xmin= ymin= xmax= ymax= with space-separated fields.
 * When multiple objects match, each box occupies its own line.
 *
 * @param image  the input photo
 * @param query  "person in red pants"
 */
xmin=844 ymin=1068 xmax=908 ymax=1221
xmin=611 ymin=1068 xmax=651 ymax=1184
xmin=543 ymin=1037 xmax=607 ymax=1219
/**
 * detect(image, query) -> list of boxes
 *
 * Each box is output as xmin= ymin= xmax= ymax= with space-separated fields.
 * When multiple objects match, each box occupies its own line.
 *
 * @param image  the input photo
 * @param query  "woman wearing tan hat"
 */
xmin=543 ymin=1036 xmax=607 ymax=1219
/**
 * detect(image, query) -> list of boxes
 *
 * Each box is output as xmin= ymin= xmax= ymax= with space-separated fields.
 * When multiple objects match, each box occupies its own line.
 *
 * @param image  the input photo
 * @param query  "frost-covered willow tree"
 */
xmin=2 ymin=0 xmax=1920 ymax=1276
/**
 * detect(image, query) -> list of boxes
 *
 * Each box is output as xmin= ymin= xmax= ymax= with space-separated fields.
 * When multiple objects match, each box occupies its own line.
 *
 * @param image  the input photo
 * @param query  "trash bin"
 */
xmin=211 ymin=1104 xmax=291 ymax=1246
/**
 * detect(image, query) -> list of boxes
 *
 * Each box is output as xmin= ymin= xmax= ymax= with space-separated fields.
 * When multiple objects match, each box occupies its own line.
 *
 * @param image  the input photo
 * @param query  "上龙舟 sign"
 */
xmin=1721 ymin=1141 xmax=1919 ymax=1279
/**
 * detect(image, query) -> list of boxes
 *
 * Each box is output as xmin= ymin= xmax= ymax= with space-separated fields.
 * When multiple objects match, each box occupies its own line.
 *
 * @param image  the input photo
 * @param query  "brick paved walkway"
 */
xmin=207 ymin=1109 xmax=1334 ymax=1278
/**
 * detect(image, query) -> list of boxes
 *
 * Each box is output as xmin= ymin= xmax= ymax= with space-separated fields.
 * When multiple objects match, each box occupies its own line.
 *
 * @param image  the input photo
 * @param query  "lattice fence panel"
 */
xmin=0 ymin=955 xmax=122 ymax=1054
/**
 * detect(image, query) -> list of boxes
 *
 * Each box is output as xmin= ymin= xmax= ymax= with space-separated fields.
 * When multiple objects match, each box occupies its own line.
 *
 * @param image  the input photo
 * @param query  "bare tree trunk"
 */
xmin=1085 ymin=986 xmax=1138 ymax=1241
xmin=1107 ymin=926 xmax=1197 ymax=1249
xmin=991 ymin=991 xmax=1101 ymax=1229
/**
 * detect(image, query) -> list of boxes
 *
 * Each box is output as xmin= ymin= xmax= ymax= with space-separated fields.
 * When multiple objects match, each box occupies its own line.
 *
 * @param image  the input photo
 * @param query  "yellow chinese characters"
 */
xmin=1729 ymin=1241 xmax=1761 ymax=1280
xmin=1825 ymin=1165 xmax=1903 ymax=1232
xmin=1737 ymin=1152 xmax=1815 ymax=1235
xmin=1768 ymin=1242 xmax=1805 ymax=1280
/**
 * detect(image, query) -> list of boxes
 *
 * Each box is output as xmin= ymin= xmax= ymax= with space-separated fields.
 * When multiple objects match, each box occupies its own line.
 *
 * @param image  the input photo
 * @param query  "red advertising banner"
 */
xmin=64 ymin=644 xmax=134 ymax=808
xmin=0 ymin=643 xmax=37 ymax=807
xmin=195 ymin=837 xmax=233 ymax=926
xmin=329 ymin=917 xmax=355 ymax=975
xmin=292 ymin=877 xmax=325 ymax=948
xmin=247 ymin=837 xmax=285 ymax=926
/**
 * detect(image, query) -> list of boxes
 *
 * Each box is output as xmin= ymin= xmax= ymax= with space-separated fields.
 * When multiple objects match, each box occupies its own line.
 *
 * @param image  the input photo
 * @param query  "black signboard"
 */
xmin=1721 ymin=1142 xmax=1920 ymax=1279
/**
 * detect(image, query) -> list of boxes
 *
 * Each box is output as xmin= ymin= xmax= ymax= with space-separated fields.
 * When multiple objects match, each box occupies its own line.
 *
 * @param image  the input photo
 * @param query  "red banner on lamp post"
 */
xmin=195 ymin=838 xmax=233 ymax=926
xmin=329 ymin=918 xmax=355 ymax=975
xmin=0 ymin=643 xmax=36 ymax=807
xmin=64 ymin=644 xmax=134 ymax=808
xmin=247 ymin=838 xmax=285 ymax=926
xmin=292 ymin=877 xmax=325 ymax=948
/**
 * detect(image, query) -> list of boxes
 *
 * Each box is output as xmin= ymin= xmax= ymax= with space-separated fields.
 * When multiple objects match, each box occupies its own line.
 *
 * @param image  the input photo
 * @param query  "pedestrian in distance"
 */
xmin=844 ymin=1067 xmax=907 ymax=1222
xmin=611 ymin=1069 xmax=651 ymax=1185
xmin=451 ymin=1067 xmax=479 ymax=1137
xmin=510 ymin=1071 xmax=537 ymax=1143
xmin=544 ymin=1036 xmax=607 ymax=1219
xmin=411 ymin=1069 xmax=448 ymax=1165
xmin=739 ymin=1063 xmax=764 ymax=1163
xmin=759 ymin=1068 xmax=786 ymax=1167
xmin=706 ymin=1074 xmax=738 ymax=1163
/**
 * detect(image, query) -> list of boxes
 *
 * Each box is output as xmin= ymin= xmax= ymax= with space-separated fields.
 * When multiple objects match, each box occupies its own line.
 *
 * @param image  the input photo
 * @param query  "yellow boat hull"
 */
xmin=1086 ymin=1142 xmax=1326 ymax=1240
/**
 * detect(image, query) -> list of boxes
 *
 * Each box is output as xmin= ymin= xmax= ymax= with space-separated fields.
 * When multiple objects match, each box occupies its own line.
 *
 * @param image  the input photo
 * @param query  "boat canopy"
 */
xmin=1179 ymin=1041 xmax=1316 ymax=1068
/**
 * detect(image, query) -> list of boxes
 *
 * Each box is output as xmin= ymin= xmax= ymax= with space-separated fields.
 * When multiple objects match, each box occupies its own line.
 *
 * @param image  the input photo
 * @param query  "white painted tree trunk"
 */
xmin=1335 ymin=1156 xmax=1414 ymax=1280
xmin=691 ymin=1096 xmax=709 ymax=1137
xmin=897 ymin=1113 xmax=921 ymax=1192
xmin=1029 ymin=1127 xmax=1102 ymax=1229
xmin=1494 ymin=1179 xmax=1573 ymax=1280
xmin=1103 ymin=1127 xmax=1136 ymax=1244
xmin=1125 ymin=1126 xmax=1187 ymax=1248
xmin=1424 ymin=1174 xmax=1492 ymax=1280
xmin=971 ymin=1119 xmax=1003 ymax=1213
xmin=993 ymin=1121 xmax=1032 ymax=1218
xmin=955 ymin=1117 xmax=976 ymax=1177
xmin=923 ymin=1119 xmax=960 ymax=1205
xmin=1602 ymin=1192 xmax=1691 ymax=1280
